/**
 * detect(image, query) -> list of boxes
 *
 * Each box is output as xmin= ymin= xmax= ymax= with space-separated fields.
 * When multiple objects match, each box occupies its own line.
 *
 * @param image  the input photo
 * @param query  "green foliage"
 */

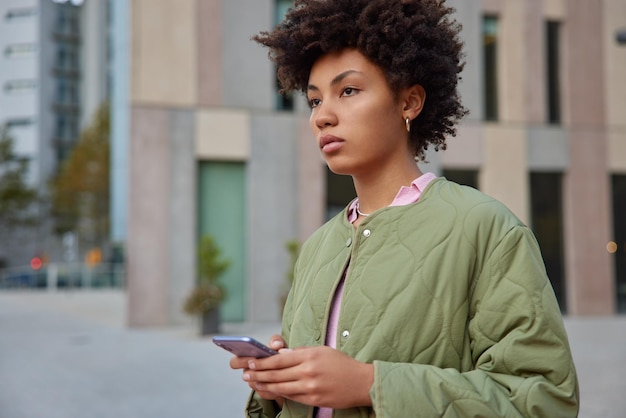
xmin=198 ymin=235 xmax=231 ymax=282
xmin=184 ymin=235 xmax=231 ymax=314
xmin=49 ymin=103 xmax=110 ymax=246
xmin=0 ymin=126 xmax=38 ymax=231
xmin=183 ymin=284 xmax=225 ymax=315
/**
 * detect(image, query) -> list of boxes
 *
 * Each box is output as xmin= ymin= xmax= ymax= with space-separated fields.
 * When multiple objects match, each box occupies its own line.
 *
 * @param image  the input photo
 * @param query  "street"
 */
xmin=0 ymin=290 xmax=624 ymax=418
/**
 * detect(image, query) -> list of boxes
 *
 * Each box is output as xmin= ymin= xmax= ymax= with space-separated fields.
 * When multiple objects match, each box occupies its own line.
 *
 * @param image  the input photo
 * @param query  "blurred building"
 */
xmin=124 ymin=0 xmax=626 ymax=326
xmin=0 ymin=0 xmax=110 ymax=266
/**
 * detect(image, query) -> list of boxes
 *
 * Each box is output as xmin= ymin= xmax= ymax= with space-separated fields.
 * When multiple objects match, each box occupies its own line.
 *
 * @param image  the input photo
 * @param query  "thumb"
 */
xmin=270 ymin=335 xmax=287 ymax=350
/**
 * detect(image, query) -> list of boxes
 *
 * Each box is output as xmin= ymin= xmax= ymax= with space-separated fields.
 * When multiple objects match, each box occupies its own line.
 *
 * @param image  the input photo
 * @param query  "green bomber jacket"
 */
xmin=246 ymin=178 xmax=579 ymax=418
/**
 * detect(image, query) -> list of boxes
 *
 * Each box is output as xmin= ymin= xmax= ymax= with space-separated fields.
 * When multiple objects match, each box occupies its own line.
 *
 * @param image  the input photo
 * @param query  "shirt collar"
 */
xmin=347 ymin=172 xmax=437 ymax=223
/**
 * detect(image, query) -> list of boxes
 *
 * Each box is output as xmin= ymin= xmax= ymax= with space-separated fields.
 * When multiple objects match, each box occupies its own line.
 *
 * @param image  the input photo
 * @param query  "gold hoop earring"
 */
xmin=405 ymin=117 xmax=411 ymax=133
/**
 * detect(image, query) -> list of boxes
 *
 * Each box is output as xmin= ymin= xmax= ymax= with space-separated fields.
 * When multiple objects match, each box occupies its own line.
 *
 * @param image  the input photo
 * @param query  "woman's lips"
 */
xmin=319 ymin=135 xmax=344 ymax=153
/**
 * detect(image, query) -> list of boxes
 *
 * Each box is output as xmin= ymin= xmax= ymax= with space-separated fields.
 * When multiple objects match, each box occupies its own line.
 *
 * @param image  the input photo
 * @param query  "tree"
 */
xmin=0 ymin=125 xmax=38 ymax=233
xmin=49 ymin=103 xmax=110 ymax=250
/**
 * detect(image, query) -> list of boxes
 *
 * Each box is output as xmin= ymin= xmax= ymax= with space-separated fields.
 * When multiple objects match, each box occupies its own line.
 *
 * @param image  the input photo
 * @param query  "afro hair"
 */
xmin=253 ymin=0 xmax=468 ymax=160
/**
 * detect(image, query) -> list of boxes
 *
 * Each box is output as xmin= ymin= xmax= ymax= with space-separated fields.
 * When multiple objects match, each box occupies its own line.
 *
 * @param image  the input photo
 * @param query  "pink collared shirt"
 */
xmin=346 ymin=172 xmax=437 ymax=223
xmin=317 ymin=172 xmax=437 ymax=418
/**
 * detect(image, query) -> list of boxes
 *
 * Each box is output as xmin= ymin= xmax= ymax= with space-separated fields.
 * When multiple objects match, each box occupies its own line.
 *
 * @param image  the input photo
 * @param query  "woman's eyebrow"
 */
xmin=308 ymin=70 xmax=363 ymax=92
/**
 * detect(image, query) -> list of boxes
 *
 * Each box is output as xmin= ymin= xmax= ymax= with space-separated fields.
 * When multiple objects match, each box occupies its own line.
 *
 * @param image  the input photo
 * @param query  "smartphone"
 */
xmin=212 ymin=336 xmax=278 ymax=358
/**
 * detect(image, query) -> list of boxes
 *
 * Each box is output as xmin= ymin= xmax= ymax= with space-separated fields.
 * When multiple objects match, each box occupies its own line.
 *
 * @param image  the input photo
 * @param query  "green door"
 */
xmin=198 ymin=162 xmax=246 ymax=321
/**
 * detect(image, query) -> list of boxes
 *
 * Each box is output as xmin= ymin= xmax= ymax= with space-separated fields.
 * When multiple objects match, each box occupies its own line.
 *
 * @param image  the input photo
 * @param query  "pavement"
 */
xmin=0 ymin=290 xmax=624 ymax=418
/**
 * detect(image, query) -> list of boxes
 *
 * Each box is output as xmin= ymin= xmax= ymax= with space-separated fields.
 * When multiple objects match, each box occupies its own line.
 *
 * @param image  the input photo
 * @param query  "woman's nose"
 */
xmin=313 ymin=103 xmax=338 ymax=129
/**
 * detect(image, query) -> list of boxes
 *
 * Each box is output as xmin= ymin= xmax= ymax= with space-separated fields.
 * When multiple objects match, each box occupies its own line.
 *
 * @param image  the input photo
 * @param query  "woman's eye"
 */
xmin=342 ymin=87 xmax=357 ymax=97
xmin=309 ymin=98 xmax=321 ymax=108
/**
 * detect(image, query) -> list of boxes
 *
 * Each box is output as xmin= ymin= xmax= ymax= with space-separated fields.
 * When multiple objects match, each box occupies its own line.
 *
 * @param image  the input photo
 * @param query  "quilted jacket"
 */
xmin=246 ymin=178 xmax=579 ymax=418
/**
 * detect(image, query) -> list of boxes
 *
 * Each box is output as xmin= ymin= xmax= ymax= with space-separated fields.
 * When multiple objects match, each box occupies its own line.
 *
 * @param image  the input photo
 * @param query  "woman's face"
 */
xmin=307 ymin=49 xmax=412 ymax=177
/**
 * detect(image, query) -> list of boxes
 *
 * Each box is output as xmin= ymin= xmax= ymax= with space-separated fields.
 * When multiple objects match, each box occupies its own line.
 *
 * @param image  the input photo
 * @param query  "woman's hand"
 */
xmin=230 ymin=334 xmax=287 ymax=405
xmin=242 ymin=345 xmax=374 ymax=409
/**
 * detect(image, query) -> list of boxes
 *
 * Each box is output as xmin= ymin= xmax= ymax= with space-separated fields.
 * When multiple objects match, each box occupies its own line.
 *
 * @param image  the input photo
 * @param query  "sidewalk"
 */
xmin=0 ymin=290 xmax=624 ymax=417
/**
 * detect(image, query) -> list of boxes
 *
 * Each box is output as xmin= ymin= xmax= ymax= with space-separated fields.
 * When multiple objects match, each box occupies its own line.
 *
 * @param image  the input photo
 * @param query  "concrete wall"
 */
xmin=605 ymin=0 xmax=626 ymax=173
xmin=247 ymin=113 xmax=299 ymax=321
xmin=562 ymin=0 xmax=613 ymax=315
xmin=125 ymin=0 xmax=625 ymax=325
xmin=127 ymin=0 xmax=293 ymax=325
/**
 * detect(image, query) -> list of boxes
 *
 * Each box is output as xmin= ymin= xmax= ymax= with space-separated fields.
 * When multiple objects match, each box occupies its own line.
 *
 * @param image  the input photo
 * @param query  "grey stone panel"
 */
xmin=447 ymin=0 xmax=483 ymax=122
xmin=168 ymin=109 xmax=196 ymax=325
xmin=527 ymin=126 xmax=569 ymax=171
xmin=128 ymin=107 xmax=171 ymax=326
xmin=247 ymin=113 xmax=299 ymax=322
xmin=222 ymin=0 xmax=274 ymax=110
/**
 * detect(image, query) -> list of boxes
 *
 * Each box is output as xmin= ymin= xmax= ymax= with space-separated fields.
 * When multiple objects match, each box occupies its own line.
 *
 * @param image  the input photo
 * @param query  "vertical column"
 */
xmin=127 ymin=108 xmax=171 ymax=326
xmin=562 ymin=1 xmax=614 ymax=314
xmin=128 ymin=0 xmax=199 ymax=326
xmin=168 ymin=110 xmax=196 ymax=325
xmin=479 ymin=1 xmax=530 ymax=224
xmin=197 ymin=0 xmax=222 ymax=106
xmin=297 ymin=117 xmax=325 ymax=242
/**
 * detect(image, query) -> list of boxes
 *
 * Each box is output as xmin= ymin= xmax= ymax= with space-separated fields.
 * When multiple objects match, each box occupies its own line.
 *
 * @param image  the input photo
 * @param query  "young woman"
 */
xmin=231 ymin=1 xmax=579 ymax=417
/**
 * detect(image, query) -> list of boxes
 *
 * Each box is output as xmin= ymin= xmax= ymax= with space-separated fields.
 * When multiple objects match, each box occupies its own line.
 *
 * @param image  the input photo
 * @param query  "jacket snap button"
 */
xmin=346 ymin=237 xmax=352 ymax=247
xmin=363 ymin=229 xmax=371 ymax=238
xmin=342 ymin=330 xmax=350 ymax=338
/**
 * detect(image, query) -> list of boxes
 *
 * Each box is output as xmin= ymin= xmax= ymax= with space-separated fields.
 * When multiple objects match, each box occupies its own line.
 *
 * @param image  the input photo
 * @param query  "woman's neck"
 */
xmin=352 ymin=161 xmax=422 ymax=214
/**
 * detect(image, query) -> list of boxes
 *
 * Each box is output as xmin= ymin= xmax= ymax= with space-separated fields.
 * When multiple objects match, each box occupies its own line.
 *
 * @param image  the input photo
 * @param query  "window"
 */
xmin=442 ymin=169 xmax=479 ymax=189
xmin=546 ymin=21 xmax=561 ymax=124
xmin=57 ymin=48 xmax=67 ymax=68
xmin=6 ymin=118 xmax=35 ymax=129
xmin=611 ymin=175 xmax=626 ymax=313
xmin=4 ymin=79 xmax=37 ymax=94
xmin=56 ymin=43 xmax=79 ymax=70
xmin=483 ymin=16 xmax=499 ymax=121
xmin=275 ymin=0 xmax=295 ymax=111
xmin=52 ymin=0 xmax=85 ymax=6
xmin=56 ymin=114 xmax=67 ymax=139
xmin=55 ymin=6 xmax=80 ymax=36
xmin=530 ymin=172 xmax=566 ymax=312
xmin=5 ymin=8 xmax=36 ymax=20
xmin=57 ymin=78 xmax=67 ymax=103
xmin=326 ymin=167 xmax=356 ymax=221
xmin=4 ymin=43 xmax=37 ymax=58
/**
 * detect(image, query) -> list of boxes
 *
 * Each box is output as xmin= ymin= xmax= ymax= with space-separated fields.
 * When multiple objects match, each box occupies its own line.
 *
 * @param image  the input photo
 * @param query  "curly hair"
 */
xmin=253 ymin=0 xmax=468 ymax=160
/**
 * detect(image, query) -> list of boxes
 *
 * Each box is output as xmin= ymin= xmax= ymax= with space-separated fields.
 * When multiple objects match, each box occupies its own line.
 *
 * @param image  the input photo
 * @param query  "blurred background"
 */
xmin=1 ymin=0 xmax=626 ymax=324
xmin=0 ymin=0 xmax=625 ymax=416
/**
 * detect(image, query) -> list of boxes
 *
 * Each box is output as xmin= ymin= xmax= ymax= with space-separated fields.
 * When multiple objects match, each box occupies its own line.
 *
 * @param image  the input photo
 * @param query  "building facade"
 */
xmin=0 ymin=0 xmax=110 ymax=267
xmin=125 ymin=0 xmax=626 ymax=326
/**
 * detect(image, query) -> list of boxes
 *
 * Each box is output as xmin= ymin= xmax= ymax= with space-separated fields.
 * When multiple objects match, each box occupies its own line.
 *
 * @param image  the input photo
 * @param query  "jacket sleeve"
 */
xmin=245 ymin=394 xmax=281 ymax=418
xmin=370 ymin=226 xmax=579 ymax=418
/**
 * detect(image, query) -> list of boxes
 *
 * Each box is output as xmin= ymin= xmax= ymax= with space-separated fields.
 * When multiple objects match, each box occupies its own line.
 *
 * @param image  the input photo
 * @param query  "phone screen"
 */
xmin=212 ymin=336 xmax=278 ymax=358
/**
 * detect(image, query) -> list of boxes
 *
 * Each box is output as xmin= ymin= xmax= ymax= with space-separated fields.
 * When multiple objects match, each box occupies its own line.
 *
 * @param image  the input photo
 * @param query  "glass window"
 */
xmin=611 ymin=175 xmax=626 ymax=313
xmin=56 ymin=8 xmax=68 ymax=33
xmin=442 ymin=169 xmax=479 ymax=189
xmin=4 ymin=79 xmax=37 ymax=94
xmin=4 ymin=43 xmax=37 ymax=58
xmin=326 ymin=167 xmax=356 ymax=221
xmin=57 ymin=47 xmax=67 ymax=68
xmin=274 ymin=0 xmax=295 ymax=111
xmin=483 ymin=16 xmax=499 ymax=122
xmin=6 ymin=118 xmax=35 ymax=129
xmin=530 ymin=172 xmax=566 ymax=312
xmin=56 ymin=114 xmax=66 ymax=138
xmin=546 ymin=21 xmax=561 ymax=124
xmin=57 ymin=78 xmax=67 ymax=103
xmin=5 ymin=8 xmax=36 ymax=20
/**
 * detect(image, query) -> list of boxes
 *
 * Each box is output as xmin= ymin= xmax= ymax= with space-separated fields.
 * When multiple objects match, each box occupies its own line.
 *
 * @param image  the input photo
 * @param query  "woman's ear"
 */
xmin=402 ymin=84 xmax=426 ymax=120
